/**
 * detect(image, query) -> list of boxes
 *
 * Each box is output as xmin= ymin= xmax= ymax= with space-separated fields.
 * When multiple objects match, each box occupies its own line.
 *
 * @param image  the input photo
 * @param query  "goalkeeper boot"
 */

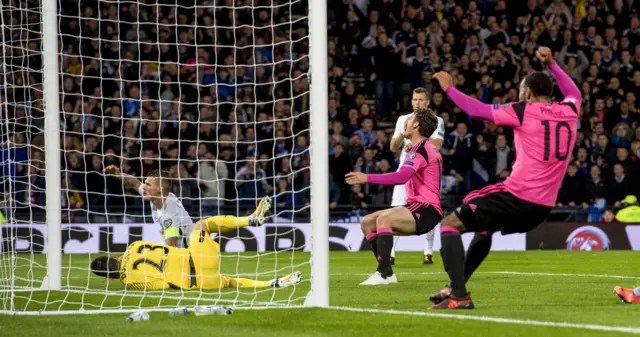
xmin=429 ymin=293 xmax=474 ymax=310
xmin=614 ymin=286 xmax=640 ymax=304
xmin=270 ymin=271 xmax=302 ymax=288
xmin=429 ymin=285 xmax=451 ymax=304
xmin=423 ymin=254 xmax=434 ymax=264
xmin=250 ymin=196 xmax=273 ymax=226
xmin=390 ymin=257 xmax=395 ymax=266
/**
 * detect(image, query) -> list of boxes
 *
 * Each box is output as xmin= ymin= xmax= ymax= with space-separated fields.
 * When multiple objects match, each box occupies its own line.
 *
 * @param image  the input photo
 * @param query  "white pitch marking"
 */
xmin=330 ymin=271 xmax=640 ymax=279
xmin=330 ymin=306 xmax=640 ymax=335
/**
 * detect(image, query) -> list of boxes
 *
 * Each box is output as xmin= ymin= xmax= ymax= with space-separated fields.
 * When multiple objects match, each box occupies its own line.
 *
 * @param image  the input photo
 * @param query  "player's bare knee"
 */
xmin=360 ymin=214 xmax=377 ymax=234
xmin=375 ymin=213 xmax=392 ymax=229
xmin=440 ymin=213 xmax=464 ymax=233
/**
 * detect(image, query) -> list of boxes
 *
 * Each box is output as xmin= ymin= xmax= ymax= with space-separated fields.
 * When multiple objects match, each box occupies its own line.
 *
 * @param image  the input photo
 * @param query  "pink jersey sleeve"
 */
xmin=491 ymin=102 xmax=527 ymax=128
xmin=403 ymin=146 xmax=428 ymax=171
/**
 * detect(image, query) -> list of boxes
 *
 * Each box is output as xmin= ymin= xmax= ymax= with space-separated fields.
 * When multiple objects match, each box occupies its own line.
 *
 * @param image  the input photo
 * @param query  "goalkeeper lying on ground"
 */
xmin=90 ymin=207 xmax=302 ymax=290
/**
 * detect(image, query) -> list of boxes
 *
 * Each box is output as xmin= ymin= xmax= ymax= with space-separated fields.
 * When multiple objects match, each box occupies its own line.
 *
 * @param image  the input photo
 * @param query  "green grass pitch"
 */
xmin=1 ymin=251 xmax=639 ymax=337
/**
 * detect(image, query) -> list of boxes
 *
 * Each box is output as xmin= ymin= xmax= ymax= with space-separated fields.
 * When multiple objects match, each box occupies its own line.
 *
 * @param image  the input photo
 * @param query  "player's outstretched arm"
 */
xmin=345 ymin=166 xmax=415 ymax=186
xmin=536 ymin=46 xmax=582 ymax=102
xmin=104 ymin=165 xmax=142 ymax=191
xmin=432 ymin=72 xmax=494 ymax=122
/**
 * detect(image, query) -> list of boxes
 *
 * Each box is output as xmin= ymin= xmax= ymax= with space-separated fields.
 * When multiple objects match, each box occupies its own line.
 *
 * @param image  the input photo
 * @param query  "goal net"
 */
xmin=0 ymin=0 xmax=328 ymax=314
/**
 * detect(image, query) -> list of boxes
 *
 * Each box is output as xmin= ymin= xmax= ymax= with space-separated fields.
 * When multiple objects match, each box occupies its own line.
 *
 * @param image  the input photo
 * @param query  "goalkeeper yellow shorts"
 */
xmin=188 ymin=230 xmax=225 ymax=289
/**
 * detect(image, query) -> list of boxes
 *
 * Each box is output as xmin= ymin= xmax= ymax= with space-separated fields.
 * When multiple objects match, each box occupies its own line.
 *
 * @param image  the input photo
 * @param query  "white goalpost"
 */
xmin=0 ymin=0 xmax=327 ymax=314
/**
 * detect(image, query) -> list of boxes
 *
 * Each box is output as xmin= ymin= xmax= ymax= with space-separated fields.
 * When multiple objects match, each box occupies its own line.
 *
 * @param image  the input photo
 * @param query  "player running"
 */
xmin=104 ymin=165 xmax=271 ymax=248
xmin=389 ymin=87 xmax=445 ymax=265
xmin=346 ymin=108 xmax=443 ymax=285
xmin=429 ymin=46 xmax=581 ymax=309
xmin=614 ymin=286 xmax=640 ymax=304
xmin=90 ymin=219 xmax=301 ymax=290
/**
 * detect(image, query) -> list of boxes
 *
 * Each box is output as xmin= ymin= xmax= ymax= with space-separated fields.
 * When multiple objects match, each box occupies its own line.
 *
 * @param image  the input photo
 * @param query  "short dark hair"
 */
xmin=523 ymin=72 xmax=553 ymax=98
xmin=147 ymin=169 xmax=173 ymax=193
xmin=91 ymin=256 xmax=121 ymax=279
xmin=413 ymin=108 xmax=438 ymax=138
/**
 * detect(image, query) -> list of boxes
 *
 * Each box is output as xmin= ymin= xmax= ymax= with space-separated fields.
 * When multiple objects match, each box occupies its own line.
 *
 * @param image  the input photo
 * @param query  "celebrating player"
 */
xmin=389 ymin=87 xmax=445 ymax=265
xmin=90 ymin=219 xmax=301 ymax=290
xmin=346 ymin=108 xmax=443 ymax=285
xmin=104 ymin=165 xmax=271 ymax=248
xmin=428 ymin=47 xmax=581 ymax=309
xmin=614 ymin=286 xmax=640 ymax=304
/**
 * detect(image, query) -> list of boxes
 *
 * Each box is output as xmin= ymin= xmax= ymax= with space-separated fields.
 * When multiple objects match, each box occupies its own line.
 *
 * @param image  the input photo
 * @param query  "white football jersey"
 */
xmin=391 ymin=112 xmax=445 ymax=206
xmin=140 ymin=188 xmax=194 ymax=248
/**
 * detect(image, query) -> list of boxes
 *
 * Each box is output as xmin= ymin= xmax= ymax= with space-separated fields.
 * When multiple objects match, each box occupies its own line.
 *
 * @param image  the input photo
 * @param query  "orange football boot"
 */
xmin=614 ymin=286 xmax=640 ymax=304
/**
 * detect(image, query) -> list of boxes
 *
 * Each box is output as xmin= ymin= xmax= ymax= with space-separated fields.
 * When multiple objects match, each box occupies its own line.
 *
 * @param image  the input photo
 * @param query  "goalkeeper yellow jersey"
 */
xmin=119 ymin=241 xmax=197 ymax=290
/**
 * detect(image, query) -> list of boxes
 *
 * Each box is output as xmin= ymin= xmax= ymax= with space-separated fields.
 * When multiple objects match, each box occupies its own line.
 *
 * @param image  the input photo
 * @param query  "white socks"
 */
xmin=390 ymin=236 xmax=399 ymax=257
xmin=423 ymin=229 xmax=435 ymax=255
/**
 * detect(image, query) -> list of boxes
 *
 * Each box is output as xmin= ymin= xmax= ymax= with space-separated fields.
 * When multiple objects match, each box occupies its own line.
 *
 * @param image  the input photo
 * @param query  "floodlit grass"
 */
xmin=1 ymin=251 xmax=639 ymax=337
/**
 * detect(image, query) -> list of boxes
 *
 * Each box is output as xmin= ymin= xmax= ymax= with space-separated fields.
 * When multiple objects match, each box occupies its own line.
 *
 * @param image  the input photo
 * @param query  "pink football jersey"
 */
xmin=402 ymin=140 xmax=443 ymax=214
xmin=491 ymin=98 xmax=579 ymax=207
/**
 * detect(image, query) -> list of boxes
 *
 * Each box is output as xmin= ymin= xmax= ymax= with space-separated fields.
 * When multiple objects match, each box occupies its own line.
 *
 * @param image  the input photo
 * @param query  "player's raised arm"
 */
xmin=429 ymin=117 xmax=445 ymax=151
xmin=390 ymin=116 xmax=407 ymax=152
xmin=536 ymin=46 xmax=582 ymax=102
xmin=432 ymin=72 xmax=494 ymax=122
xmin=104 ymin=165 xmax=142 ymax=191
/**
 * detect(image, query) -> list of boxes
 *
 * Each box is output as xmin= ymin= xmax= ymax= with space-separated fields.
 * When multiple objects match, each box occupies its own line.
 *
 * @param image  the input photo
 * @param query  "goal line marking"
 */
xmin=330 ymin=271 xmax=640 ymax=279
xmin=330 ymin=306 xmax=640 ymax=335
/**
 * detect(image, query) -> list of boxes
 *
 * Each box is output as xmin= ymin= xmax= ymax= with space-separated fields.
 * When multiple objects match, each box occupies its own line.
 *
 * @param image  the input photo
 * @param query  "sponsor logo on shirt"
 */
xmin=404 ymin=161 xmax=415 ymax=166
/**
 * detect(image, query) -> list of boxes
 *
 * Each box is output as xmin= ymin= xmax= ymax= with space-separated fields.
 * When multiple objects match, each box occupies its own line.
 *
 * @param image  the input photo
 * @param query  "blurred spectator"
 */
xmin=616 ymin=195 xmax=640 ymax=223
xmin=329 ymin=173 xmax=341 ymax=210
xmin=371 ymin=159 xmax=393 ymax=205
xmin=5 ymin=0 xmax=640 ymax=222
xmin=198 ymin=153 xmax=229 ymax=210
xmin=601 ymin=208 xmax=619 ymax=223
xmin=235 ymin=155 xmax=272 ymax=209
xmin=606 ymin=164 xmax=631 ymax=207
xmin=444 ymin=122 xmax=475 ymax=192
xmin=557 ymin=163 xmax=586 ymax=208
xmin=349 ymin=184 xmax=370 ymax=210
xmin=585 ymin=165 xmax=606 ymax=209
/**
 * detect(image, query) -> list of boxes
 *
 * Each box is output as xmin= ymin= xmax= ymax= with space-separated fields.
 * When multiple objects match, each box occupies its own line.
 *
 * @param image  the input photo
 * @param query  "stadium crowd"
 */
xmin=1 ymin=0 xmax=640 ymax=222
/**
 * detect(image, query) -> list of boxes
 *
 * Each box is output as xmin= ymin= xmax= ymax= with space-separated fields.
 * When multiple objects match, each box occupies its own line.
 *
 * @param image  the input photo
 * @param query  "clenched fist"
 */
xmin=104 ymin=165 xmax=122 ymax=175
xmin=432 ymin=71 xmax=453 ymax=91
xmin=535 ymin=46 xmax=552 ymax=66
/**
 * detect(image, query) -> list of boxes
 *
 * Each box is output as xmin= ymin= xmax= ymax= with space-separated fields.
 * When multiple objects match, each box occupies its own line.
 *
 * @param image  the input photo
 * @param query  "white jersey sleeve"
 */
xmin=430 ymin=116 xmax=445 ymax=140
xmin=395 ymin=114 xmax=413 ymax=171
xmin=393 ymin=114 xmax=411 ymax=139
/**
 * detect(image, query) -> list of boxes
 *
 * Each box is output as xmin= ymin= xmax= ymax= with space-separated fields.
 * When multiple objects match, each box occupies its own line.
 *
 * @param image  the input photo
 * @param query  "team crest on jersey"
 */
xmin=163 ymin=219 xmax=173 ymax=228
xmin=501 ymin=103 xmax=511 ymax=108
xmin=407 ymin=153 xmax=416 ymax=159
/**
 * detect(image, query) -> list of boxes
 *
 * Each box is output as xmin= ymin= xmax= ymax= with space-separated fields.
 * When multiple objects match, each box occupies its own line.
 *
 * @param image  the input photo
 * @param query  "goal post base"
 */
xmin=38 ymin=275 xmax=60 ymax=291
